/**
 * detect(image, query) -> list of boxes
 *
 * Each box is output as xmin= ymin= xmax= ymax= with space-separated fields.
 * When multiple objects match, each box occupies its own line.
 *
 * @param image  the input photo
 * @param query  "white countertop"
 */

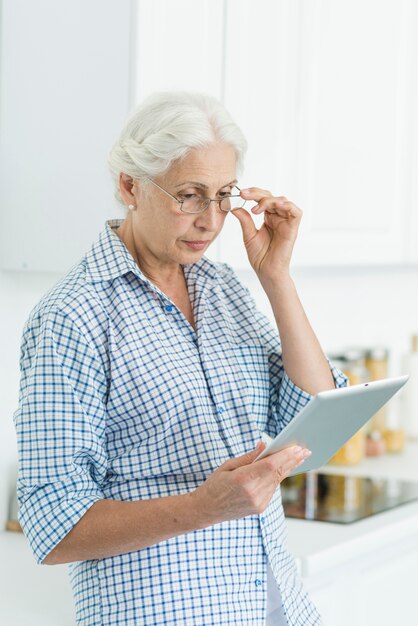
xmin=286 ymin=441 xmax=418 ymax=578
xmin=318 ymin=440 xmax=418 ymax=481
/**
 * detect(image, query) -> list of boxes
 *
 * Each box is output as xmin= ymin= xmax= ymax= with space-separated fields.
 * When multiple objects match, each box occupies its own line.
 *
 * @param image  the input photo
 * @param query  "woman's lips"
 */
xmin=183 ymin=240 xmax=209 ymax=250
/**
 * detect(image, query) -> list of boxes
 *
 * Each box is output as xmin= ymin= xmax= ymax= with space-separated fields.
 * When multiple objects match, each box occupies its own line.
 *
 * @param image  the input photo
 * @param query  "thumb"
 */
xmin=222 ymin=440 xmax=266 ymax=471
xmin=231 ymin=207 xmax=258 ymax=244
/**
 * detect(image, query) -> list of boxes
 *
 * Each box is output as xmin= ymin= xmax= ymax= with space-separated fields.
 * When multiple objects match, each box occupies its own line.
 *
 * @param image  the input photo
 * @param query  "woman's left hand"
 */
xmin=231 ymin=187 xmax=302 ymax=283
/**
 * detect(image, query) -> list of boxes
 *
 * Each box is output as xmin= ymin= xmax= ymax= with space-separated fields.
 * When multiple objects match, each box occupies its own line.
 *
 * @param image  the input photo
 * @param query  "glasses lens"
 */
xmin=180 ymin=189 xmax=246 ymax=213
xmin=181 ymin=196 xmax=211 ymax=214
xmin=219 ymin=189 xmax=246 ymax=213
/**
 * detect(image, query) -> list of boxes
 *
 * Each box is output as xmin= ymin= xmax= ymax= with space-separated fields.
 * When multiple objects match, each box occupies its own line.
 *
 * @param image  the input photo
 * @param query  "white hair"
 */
xmin=107 ymin=91 xmax=247 ymax=205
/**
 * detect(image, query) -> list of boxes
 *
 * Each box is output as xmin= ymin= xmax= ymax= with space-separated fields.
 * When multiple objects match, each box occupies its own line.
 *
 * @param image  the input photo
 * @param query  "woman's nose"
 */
xmin=194 ymin=201 xmax=224 ymax=230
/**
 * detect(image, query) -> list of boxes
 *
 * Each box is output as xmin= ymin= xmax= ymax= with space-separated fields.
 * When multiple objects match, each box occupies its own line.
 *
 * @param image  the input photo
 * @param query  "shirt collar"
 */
xmin=85 ymin=219 xmax=219 ymax=284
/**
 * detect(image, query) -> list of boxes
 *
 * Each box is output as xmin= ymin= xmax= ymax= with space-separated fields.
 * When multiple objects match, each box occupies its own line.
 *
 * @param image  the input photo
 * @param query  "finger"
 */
xmin=222 ymin=440 xmax=266 ymax=471
xmin=252 ymin=198 xmax=300 ymax=218
xmin=256 ymin=445 xmax=311 ymax=480
xmin=239 ymin=187 xmax=297 ymax=218
xmin=240 ymin=187 xmax=274 ymax=203
xmin=230 ymin=207 xmax=259 ymax=244
xmin=255 ymin=196 xmax=288 ymax=211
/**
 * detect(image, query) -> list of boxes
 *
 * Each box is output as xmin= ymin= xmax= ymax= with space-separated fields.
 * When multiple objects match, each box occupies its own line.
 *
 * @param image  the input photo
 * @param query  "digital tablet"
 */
xmin=253 ymin=375 xmax=409 ymax=475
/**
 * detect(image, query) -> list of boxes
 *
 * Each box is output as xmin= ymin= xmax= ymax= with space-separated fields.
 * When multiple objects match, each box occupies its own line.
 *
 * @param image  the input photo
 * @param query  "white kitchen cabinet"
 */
xmin=306 ymin=573 xmax=359 ymax=626
xmin=290 ymin=0 xmax=415 ymax=268
xmin=406 ymin=2 xmax=418 ymax=263
xmin=305 ymin=540 xmax=418 ymax=626
xmin=134 ymin=0 xmax=224 ymax=102
xmin=0 ymin=0 xmax=132 ymax=273
xmin=219 ymin=0 xmax=418 ymax=269
xmin=360 ymin=546 xmax=418 ymax=625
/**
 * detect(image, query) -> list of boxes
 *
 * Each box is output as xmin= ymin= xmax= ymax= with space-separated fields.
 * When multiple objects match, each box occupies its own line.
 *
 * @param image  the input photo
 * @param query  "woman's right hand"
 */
xmin=190 ymin=442 xmax=311 ymax=526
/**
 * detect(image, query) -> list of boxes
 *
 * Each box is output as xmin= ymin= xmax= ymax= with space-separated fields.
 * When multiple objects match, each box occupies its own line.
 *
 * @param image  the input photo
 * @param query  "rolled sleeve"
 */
xmin=14 ymin=307 xmax=108 ymax=564
xmin=18 ymin=477 xmax=103 ymax=564
xmin=329 ymin=359 xmax=350 ymax=389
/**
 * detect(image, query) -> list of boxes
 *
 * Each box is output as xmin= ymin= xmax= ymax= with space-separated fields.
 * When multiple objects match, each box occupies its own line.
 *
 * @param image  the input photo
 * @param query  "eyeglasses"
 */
xmin=145 ymin=178 xmax=247 ymax=214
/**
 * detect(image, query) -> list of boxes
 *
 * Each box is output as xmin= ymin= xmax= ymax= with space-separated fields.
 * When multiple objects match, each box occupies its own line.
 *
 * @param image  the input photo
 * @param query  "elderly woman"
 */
xmin=14 ymin=91 xmax=347 ymax=626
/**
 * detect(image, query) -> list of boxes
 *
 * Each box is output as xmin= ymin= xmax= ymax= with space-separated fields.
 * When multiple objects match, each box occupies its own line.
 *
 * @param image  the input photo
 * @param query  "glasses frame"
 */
xmin=145 ymin=178 xmax=245 ymax=214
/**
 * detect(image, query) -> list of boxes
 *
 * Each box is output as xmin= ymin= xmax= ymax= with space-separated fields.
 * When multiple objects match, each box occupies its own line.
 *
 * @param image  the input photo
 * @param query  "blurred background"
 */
xmin=0 ymin=1 xmax=418 ymax=625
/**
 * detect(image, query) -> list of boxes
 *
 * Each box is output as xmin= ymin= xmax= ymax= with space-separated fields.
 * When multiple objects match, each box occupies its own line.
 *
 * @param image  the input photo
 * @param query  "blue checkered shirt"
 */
xmin=14 ymin=219 xmax=348 ymax=625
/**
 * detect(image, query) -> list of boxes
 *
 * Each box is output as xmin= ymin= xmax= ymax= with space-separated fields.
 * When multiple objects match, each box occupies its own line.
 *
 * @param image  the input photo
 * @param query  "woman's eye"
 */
xmin=180 ymin=193 xmax=200 ymax=200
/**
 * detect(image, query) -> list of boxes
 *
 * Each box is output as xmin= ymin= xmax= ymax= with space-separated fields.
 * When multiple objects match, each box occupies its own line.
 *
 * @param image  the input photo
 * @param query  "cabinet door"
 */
xmin=219 ymin=0 xmax=291 ymax=270
xmin=135 ymin=0 xmax=225 ymax=263
xmin=360 ymin=545 xmax=418 ymax=625
xmin=0 ymin=0 xmax=132 ymax=273
xmin=305 ymin=540 xmax=418 ymax=626
xmin=291 ymin=0 xmax=412 ymax=267
xmin=406 ymin=1 xmax=418 ymax=263
xmin=220 ymin=0 xmax=414 ymax=269
xmin=135 ymin=0 xmax=224 ymax=101
xmin=308 ymin=575 xmax=360 ymax=626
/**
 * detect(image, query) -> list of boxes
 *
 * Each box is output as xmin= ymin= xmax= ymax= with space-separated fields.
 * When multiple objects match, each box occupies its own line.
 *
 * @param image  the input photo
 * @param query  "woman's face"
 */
xmin=128 ymin=142 xmax=237 ymax=268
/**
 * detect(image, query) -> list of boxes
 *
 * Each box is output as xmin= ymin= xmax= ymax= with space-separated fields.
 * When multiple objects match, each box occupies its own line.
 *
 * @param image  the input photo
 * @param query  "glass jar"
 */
xmin=365 ymin=348 xmax=389 ymax=433
xmin=328 ymin=349 xmax=368 ymax=466
xmin=343 ymin=348 xmax=370 ymax=386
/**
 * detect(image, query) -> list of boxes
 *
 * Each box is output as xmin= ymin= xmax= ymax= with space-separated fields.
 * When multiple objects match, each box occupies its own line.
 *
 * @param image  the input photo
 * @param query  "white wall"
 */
xmin=2 ymin=260 xmax=418 ymax=517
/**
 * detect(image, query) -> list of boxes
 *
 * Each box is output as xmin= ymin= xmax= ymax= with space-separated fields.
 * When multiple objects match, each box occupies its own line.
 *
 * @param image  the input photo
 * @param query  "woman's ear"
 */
xmin=119 ymin=173 xmax=136 ymax=206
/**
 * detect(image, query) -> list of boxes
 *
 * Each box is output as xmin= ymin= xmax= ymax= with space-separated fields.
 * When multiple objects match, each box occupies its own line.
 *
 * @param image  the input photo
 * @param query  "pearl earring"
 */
xmin=128 ymin=204 xmax=136 ymax=211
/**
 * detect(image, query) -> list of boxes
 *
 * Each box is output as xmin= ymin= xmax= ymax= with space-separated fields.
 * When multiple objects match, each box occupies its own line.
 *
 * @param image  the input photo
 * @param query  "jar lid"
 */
xmin=366 ymin=347 xmax=389 ymax=361
xmin=343 ymin=348 xmax=368 ymax=364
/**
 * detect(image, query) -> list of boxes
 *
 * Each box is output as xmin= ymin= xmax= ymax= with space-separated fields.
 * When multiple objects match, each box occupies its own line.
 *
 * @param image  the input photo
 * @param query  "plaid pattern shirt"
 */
xmin=14 ymin=220 xmax=348 ymax=625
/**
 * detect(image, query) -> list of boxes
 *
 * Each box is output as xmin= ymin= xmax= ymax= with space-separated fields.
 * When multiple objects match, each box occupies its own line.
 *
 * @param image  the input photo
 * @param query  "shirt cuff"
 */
xmin=18 ymin=474 xmax=104 ymax=564
xmin=329 ymin=359 xmax=350 ymax=389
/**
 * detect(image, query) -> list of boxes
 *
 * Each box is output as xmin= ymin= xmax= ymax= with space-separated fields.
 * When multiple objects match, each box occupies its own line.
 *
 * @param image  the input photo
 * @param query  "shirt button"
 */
xmin=260 ymin=516 xmax=265 ymax=524
xmin=255 ymin=579 xmax=263 ymax=588
xmin=218 ymin=406 xmax=225 ymax=414
xmin=165 ymin=305 xmax=173 ymax=312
